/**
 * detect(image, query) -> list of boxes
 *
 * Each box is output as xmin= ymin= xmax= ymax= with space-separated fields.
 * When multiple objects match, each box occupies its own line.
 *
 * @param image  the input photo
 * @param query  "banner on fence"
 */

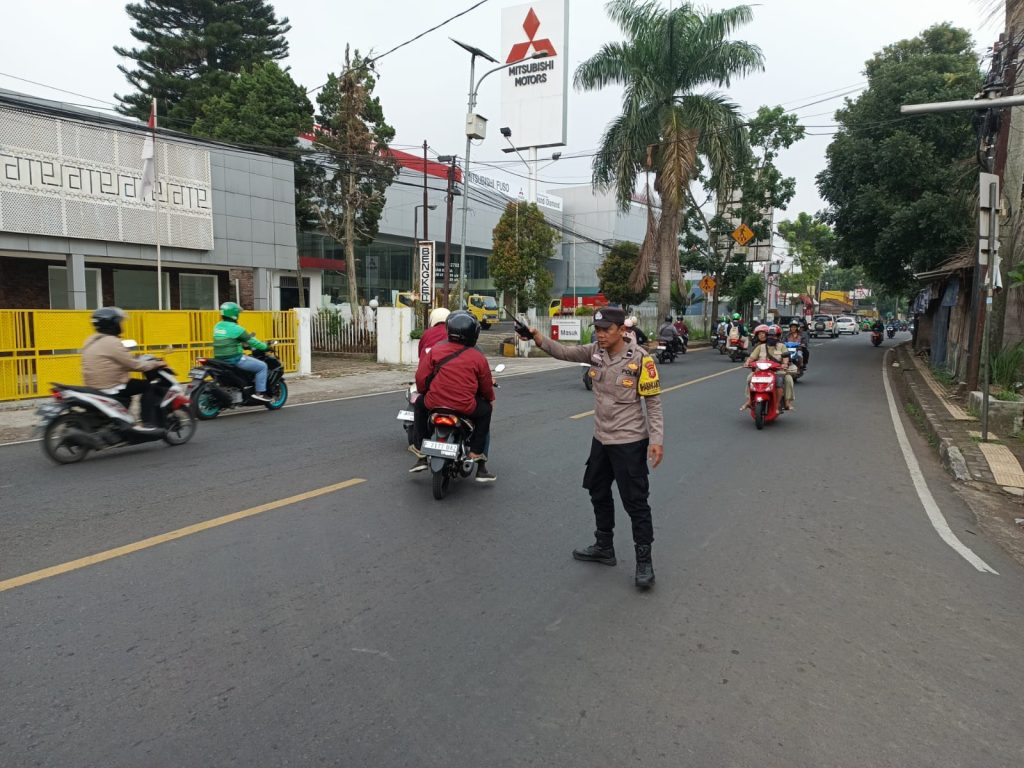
xmin=417 ymin=241 xmax=435 ymax=303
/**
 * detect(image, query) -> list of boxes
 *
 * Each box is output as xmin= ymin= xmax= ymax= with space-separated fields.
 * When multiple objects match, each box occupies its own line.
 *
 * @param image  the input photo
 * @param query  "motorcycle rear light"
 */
xmin=50 ymin=388 xmax=63 ymax=400
xmin=432 ymin=414 xmax=458 ymax=426
xmin=172 ymin=395 xmax=190 ymax=409
xmin=196 ymin=358 xmax=208 ymax=365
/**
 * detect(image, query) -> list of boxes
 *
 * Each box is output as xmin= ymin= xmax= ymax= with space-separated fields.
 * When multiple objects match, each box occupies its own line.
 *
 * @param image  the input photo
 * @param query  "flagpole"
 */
xmin=152 ymin=97 xmax=162 ymax=310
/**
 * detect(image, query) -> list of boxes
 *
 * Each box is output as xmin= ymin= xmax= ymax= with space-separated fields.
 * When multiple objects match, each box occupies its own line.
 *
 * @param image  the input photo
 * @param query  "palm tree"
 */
xmin=575 ymin=0 xmax=763 ymax=319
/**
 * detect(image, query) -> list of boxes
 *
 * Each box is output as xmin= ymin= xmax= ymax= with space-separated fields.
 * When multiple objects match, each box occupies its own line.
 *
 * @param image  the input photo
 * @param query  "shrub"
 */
xmin=574 ymin=305 xmax=595 ymax=316
xmin=989 ymin=342 xmax=1024 ymax=391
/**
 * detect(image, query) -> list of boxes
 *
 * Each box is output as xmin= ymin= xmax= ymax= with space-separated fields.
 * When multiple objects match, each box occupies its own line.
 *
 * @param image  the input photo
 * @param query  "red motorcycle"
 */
xmin=746 ymin=359 xmax=784 ymax=430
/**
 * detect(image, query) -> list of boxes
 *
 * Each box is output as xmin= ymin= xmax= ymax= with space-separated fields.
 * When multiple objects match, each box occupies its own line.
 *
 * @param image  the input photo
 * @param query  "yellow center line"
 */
xmin=570 ymin=365 xmax=744 ymax=419
xmin=0 ymin=478 xmax=366 ymax=593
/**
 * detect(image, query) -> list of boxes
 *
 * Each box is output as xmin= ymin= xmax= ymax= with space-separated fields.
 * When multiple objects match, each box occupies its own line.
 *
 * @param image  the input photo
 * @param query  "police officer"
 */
xmin=528 ymin=307 xmax=664 ymax=589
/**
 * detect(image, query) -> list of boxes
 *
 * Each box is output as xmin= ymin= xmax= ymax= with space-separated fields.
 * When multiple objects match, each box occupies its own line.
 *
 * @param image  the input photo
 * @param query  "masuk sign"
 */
xmin=501 ymin=0 xmax=569 ymax=150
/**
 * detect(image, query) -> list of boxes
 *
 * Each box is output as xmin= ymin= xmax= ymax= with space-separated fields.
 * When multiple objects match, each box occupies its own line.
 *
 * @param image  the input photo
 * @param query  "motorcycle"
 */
xmin=726 ymin=336 xmax=749 ymax=363
xmin=886 ymin=325 xmax=896 ymax=339
xmin=420 ymin=364 xmax=504 ymax=500
xmin=746 ymin=359 xmax=784 ymax=430
xmin=655 ymin=338 xmax=680 ymax=364
xmin=188 ymin=343 xmax=288 ymax=419
xmin=396 ymin=381 xmax=420 ymax=444
xmin=37 ymin=343 xmax=195 ymax=464
xmin=871 ymin=331 xmax=883 ymax=347
xmin=785 ymin=341 xmax=805 ymax=381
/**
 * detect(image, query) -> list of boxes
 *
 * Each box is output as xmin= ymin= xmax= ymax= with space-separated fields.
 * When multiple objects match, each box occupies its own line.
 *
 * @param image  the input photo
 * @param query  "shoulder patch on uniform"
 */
xmin=638 ymin=355 xmax=661 ymax=396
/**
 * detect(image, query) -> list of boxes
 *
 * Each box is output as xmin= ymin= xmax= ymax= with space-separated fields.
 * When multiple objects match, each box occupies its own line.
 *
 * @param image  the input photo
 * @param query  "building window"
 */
xmin=48 ymin=265 xmax=101 ymax=309
xmin=113 ymin=269 xmax=171 ymax=309
xmin=179 ymin=273 xmax=218 ymax=309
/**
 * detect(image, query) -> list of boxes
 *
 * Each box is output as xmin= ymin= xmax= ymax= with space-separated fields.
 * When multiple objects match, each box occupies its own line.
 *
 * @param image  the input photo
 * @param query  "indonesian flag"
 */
xmin=140 ymin=98 xmax=156 ymax=200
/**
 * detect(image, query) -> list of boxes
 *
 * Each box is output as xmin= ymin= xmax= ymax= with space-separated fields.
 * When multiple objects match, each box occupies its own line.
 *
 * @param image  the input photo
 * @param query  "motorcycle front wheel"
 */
xmin=163 ymin=407 xmax=196 ymax=446
xmin=191 ymin=383 xmax=223 ymax=420
xmin=432 ymin=466 xmax=451 ymax=500
xmin=755 ymin=401 xmax=767 ymax=430
xmin=265 ymin=380 xmax=288 ymax=410
xmin=42 ymin=413 xmax=90 ymax=464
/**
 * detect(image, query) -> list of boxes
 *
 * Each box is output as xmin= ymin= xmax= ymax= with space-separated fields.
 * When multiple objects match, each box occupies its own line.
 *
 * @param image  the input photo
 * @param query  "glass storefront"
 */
xmin=302 ymin=232 xmax=496 ymax=304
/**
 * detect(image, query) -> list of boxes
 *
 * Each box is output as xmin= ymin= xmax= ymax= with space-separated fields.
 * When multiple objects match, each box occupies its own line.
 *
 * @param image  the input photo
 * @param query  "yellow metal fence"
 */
xmin=0 ymin=310 xmax=297 ymax=401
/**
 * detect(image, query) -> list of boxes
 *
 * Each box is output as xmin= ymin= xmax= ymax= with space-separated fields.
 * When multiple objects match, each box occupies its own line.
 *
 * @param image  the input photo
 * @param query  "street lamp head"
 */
xmin=427 ymin=204 xmax=437 ymax=210
xmin=551 ymin=152 xmax=562 ymax=161
xmin=437 ymin=155 xmax=455 ymax=163
xmin=450 ymin=37 xmax=498 ymax=64
xmin=500 ymin=126 xmax=512 ymax=138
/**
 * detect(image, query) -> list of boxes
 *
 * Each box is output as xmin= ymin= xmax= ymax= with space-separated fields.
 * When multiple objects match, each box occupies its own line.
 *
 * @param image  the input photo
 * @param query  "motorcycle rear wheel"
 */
xmin=192 ymin=383 xmax=222 ymax=420
xmin=432 ymin=467 xmax=451 ymax=500
xmin=42 ymin=413 xmax=90 ymax=464
xmin=163 ymin=407 xmax=196 ymax=445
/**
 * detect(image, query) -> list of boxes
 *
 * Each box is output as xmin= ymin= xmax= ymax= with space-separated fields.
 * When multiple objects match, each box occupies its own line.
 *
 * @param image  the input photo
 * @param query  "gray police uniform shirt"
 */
xmin=538 ymin=335 xmax=664 ymax=446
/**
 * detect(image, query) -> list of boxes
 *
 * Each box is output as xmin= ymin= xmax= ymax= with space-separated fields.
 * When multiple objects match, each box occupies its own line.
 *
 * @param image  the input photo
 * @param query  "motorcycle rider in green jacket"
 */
xmin=212 ymin=302 xmax=271 ymax=403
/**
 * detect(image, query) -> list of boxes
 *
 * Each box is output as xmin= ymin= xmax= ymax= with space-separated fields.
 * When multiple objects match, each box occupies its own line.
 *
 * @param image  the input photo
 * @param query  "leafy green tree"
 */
xmin=778 ymin=212 xmax=835 ymax=297
xmin=192 ymin=62 xmax=316 ymax=228
xmin=685 ymin=105 xmax=804 ymax=322
xmin=309 ymin=48 xmax=398 ymax=320
xmin=597 ymin=241 xmax=651 ymax=310
xmin=490 ymin=202 xmax=558 ymax=312
xmin=575 ymin=0 xmax=763 ymax=320
xmin=670 ymin=280 xmax=694 ymax=315
xmin=820 ymin=264 xmax=868 ymax=292
xmin=732 ymin=273 xmax=765 ymax=318
xmin=817 ymin=23 xmax=982 ymax=294
xmin=115 ymin=0 xmax=291 ymax=127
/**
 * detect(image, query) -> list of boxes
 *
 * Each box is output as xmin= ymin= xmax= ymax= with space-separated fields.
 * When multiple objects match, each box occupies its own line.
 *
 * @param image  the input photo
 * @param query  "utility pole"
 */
xmin=437 ymin=155 xmax=458 ymax=307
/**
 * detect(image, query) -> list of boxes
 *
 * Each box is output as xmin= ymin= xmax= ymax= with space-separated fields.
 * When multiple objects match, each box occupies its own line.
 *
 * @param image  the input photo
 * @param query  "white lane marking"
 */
xmin=881 ymin=351 xmax=998 ymax=575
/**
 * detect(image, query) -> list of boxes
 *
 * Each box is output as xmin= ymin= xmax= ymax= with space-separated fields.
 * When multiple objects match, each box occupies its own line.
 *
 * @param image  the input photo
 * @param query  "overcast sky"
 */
xmin=1 ymin=0 xmax=1000 ymax=221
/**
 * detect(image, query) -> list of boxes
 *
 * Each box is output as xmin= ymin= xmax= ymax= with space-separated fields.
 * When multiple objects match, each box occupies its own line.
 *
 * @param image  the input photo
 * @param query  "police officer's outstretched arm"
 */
xmin=529 ymin=328 xmax=595 ymax=362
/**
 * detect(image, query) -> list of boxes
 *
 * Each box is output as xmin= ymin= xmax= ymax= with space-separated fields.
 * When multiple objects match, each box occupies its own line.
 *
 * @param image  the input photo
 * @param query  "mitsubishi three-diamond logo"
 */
xmin=506 ymin=8 xmax=557 ymax=62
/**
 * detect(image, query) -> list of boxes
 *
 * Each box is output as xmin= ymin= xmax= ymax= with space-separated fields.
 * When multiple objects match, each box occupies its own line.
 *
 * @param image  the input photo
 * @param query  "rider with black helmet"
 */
xmin=81 ymin=307 xmax=165 ymax=430
xmin=409 ymin=310 xmax=497 ymax=481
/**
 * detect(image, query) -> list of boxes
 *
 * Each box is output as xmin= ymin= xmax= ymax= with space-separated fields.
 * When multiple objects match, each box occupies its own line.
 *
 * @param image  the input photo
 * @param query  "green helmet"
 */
xmin=220 ymin=301 xmax=241 ymax=321
xmin=732 ymin=312 xmax=741 ymax=320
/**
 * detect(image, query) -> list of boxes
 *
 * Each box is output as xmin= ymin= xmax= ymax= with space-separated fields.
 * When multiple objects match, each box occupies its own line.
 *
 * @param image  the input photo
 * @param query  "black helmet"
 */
xmin=91 ymin=307 xmax=126 ymax=336
xmin=664 ymin=315 xmax=673 ymax=323
xmin=446 ymin=310 xmax=480 ymax=347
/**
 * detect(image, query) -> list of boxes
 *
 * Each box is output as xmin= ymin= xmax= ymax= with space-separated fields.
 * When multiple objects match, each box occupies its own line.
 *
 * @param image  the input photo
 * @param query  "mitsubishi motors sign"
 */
xmin=501 ymin=0 xmax=569 ymax=150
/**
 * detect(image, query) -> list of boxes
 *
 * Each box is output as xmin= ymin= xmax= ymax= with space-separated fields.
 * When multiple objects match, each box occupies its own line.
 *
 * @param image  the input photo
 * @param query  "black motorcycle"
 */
xmin=37 ymin=352 xmax=195 ymax=464
xmin=886 ymin=325 xmax=896 ymax=339
xmin=655 ymin=336 xmax=685 ymax=364
xmin=188 ymin=343 xmax=288 ymax=420
xmin=420 ymin=364 xmax=504 ymax=500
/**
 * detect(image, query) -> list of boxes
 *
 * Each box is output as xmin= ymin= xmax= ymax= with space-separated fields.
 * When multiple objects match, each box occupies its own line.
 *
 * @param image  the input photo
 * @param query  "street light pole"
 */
xmin=453 ymin=40 xmax=549 ymax=308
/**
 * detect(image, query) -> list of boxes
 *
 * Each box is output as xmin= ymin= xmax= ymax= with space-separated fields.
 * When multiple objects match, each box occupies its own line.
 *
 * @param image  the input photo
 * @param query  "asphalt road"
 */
xmin=2 ymin=334 xmax=1023 ymax=767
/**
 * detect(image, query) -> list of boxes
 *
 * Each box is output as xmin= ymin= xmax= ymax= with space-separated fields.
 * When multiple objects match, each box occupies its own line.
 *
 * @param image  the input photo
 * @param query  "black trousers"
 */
xmin=116 ymin=379 xmax=160 ymax=426
xmin=414 ymin=396 xmax=492 ymax=455
xmin=582 ymin=437 xmax=653 ymax=545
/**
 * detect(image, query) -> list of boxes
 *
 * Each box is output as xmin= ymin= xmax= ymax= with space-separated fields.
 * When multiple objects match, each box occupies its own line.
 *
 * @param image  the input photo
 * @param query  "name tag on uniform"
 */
xmin=622 ymin=378 xmax=634 ymax=387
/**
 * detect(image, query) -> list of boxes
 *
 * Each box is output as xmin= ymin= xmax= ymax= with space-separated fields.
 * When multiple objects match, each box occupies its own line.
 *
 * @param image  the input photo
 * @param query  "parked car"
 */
xmin=810 ymin=314 xmax=838 ymax=338
xmin=835 ymin=316 xmax=859 ymax=334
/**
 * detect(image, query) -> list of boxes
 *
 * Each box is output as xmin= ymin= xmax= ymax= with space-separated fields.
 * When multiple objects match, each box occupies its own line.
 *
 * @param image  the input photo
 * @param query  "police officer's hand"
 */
xmin=648 ymin=444 xmax=663 ymax=468
xmin=529 ymin=328 xmax=544 ymax=345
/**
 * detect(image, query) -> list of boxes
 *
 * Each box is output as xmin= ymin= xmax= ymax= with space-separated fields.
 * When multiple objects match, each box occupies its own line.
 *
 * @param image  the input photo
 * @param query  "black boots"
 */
xmin=572 ymin=530 xmax=616 ymax=565
xmin=634 ymin=544 xmax=655 ymax=589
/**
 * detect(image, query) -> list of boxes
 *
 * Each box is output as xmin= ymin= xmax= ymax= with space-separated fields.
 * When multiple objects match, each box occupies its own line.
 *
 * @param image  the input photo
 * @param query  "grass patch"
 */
xmin=904 ymin=401 xmax=938 ymax=448
xmin=932 ymin=368 xmax=956 ymax=387
xmin=992 ymin=389 xmax=1021 ymax=402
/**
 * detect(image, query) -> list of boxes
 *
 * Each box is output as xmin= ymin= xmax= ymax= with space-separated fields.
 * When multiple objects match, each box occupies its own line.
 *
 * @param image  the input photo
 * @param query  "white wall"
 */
xmin=376 ymin=306 xmax=417 ymax=365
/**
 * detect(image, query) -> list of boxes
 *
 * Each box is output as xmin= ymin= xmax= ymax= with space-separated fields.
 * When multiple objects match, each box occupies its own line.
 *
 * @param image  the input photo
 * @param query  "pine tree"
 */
xmin=114 ymin=0 xmax=291 ymax=127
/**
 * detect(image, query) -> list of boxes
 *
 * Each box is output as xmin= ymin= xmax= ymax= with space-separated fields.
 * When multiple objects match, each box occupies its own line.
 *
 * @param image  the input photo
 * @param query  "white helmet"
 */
xmin=625 ymin=315 xmax=638 ymax=328
xmin=428 ymin=307 xmax=451 ymax=327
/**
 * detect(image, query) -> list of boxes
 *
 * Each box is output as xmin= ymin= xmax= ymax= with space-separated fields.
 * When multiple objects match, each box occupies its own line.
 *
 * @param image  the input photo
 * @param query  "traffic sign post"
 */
xmin=699 ymin=275 xmax=716 ymax=294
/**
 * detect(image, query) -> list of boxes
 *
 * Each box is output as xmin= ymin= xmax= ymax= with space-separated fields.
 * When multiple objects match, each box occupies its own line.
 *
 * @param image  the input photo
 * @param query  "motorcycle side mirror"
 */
xmin=121 ymin=339 xmax=139 ymax=349
xmin=493 ymin=364 xmax=506 ymax=374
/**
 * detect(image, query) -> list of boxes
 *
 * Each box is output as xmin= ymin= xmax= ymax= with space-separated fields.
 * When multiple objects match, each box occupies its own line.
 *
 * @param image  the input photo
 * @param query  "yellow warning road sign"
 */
xmin=731 ymin=223 xmax=755 ymax=246
xmin=699 ymin=275 xmax=716 ymax=293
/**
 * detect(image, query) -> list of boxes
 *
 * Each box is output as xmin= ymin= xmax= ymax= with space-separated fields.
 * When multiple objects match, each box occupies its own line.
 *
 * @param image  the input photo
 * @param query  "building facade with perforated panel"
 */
xmin=0 ymin=90 xmax=298 ymax=312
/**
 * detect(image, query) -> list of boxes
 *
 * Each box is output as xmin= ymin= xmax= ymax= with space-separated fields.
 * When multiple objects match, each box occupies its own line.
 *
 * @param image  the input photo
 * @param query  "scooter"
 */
xmin=785 ymin=341 xmax=805 ymax=381
xmin=580 ymin=362 xmax=593 ymax=391
xmin=871 ymin=331 xmax=883 ymax=347
xmin=727 ymin=336 xmax=749 ymax=362
xmin=188 ymin=342 xmax=288 ymax=419
xmin=37 ymin=343 xmax=195 ymax=464
xmin=396 ymin=381 xmax=419 ymax=444
xmin=419 ymin=364 xmax=505 ymax=500
xmin=886 ymin=325 xmax=896 ymax=339
xmin=746 ymin=359 xmax=784 ymax=430
xmin=655 ymin=340 xmax=678 ymax=364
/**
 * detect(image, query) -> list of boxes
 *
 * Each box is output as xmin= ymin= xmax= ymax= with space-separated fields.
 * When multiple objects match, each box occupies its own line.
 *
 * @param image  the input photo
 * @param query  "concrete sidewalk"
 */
xmin=890 ymin=341 xmax=1024 ymax=562
xmin=0 ymin=354 xmax=580 ymax=444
